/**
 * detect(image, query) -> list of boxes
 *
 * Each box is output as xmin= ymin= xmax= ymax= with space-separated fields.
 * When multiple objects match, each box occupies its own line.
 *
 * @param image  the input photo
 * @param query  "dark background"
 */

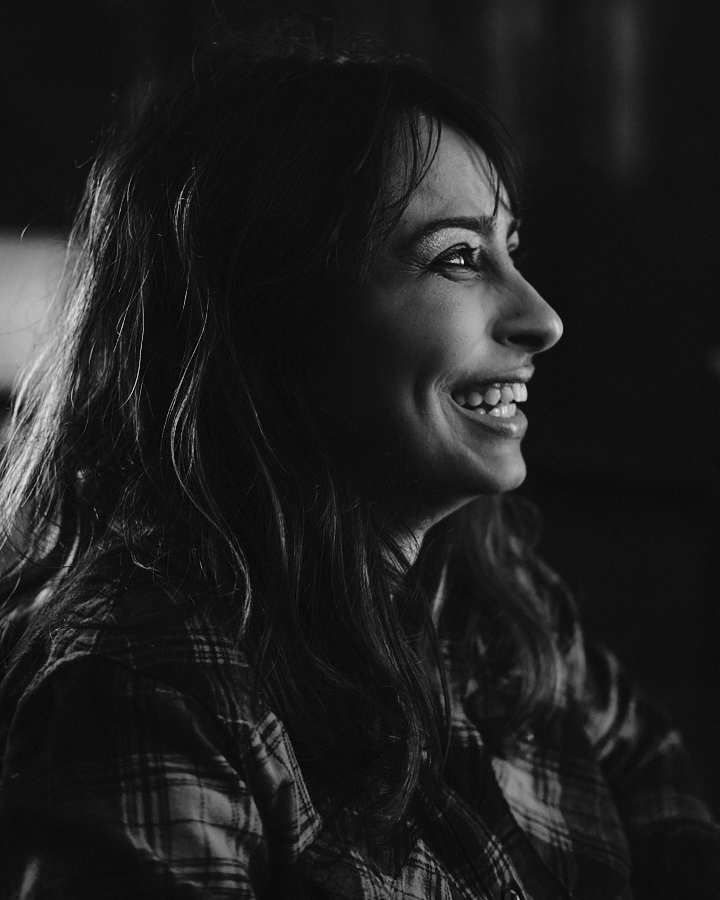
xmin=1 ymin=0 xmax=719 ymax=811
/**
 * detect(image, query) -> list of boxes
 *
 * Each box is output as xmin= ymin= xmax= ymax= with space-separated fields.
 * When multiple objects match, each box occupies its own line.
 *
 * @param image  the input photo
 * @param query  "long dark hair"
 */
xmin=0 ymin=29 xmax=584 ymax=857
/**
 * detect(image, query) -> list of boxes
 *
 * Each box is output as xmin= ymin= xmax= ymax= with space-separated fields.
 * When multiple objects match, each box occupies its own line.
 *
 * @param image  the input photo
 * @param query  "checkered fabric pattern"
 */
xmin=0 ymin=591 xmax=717 ymax=899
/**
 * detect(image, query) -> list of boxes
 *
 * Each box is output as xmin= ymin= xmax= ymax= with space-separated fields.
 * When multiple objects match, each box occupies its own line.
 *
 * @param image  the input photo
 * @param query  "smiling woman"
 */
xmin=0 ymin=27 xmax=717 ymax=900
xmin=331 ymin=125 xmax=562 ymax=536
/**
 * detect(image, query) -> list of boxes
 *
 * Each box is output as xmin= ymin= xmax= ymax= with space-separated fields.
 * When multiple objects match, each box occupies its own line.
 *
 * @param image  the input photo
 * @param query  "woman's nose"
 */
xmin=492 ymin=273 xmax=563 ymax=354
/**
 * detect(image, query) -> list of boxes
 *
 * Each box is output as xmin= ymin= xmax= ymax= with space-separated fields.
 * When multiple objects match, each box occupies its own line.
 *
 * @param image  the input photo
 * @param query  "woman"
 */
xmin=0 ymin=30 xmax=717 ymax=899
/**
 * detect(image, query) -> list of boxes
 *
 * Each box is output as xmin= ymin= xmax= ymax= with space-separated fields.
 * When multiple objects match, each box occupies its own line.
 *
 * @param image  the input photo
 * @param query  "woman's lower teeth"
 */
xmin=486 ymin=403 xmax=516 ymax=418
xmin=453 ymin=398 xmax=518 ymax=416
xmin=458 ymin=399 xmax=518 ymax=417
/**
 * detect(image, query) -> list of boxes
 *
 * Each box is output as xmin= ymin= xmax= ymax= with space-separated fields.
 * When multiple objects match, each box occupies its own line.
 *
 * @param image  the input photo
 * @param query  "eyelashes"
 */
xmin=428 ymin=242 xmax=524 ymax=275
xmin=431 ymin=246 xmax=484 ymax=272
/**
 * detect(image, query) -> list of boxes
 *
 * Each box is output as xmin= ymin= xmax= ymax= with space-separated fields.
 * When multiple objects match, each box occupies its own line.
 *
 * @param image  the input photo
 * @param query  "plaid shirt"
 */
xmin=0 ymin=591 xmax=718 ymax=899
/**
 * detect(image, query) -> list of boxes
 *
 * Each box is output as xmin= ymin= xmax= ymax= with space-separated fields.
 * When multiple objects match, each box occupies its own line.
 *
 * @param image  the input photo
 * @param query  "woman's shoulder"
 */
xmin=0 ymin=580 xmax=324 ymax=897
xmin=0 ymin=577 xmax=265 ymax=743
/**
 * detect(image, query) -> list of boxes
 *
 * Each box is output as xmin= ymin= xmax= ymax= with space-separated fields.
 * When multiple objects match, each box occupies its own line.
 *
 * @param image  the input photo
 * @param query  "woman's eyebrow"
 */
xmin=399 ymin=215 xmax=498 ymax=252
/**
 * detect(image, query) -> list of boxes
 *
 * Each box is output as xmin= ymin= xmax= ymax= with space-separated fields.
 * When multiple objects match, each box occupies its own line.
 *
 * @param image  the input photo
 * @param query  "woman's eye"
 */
xmin=508 ymin=245 xmax=527 ymax=269
xmin=432 ymin=246 xmax=482 ymax=271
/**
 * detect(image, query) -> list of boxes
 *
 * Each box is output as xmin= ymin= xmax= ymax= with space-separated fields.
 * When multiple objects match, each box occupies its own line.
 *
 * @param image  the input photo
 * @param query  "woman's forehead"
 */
xmin=391 ymin=124 xmax=511 ymax=239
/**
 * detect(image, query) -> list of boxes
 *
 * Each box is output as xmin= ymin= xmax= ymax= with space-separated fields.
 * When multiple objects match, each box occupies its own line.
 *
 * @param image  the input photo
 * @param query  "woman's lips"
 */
xmin=450 ymin=380 xmax=529 ymax=438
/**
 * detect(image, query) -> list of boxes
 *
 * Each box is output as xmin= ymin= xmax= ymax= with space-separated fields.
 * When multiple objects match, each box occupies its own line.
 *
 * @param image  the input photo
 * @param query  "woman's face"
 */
xmin=329 ymin=124 xmax=562 ymax=531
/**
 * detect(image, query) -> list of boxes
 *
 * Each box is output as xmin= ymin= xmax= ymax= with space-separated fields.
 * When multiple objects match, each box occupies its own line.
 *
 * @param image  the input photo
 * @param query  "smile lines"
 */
xmin=452 ymin=382 xmax=527 ymax=418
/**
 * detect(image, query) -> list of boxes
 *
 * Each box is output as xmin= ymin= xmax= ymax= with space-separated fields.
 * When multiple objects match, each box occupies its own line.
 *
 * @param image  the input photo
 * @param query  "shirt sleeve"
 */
xmin=582 ymin=641 xmax=720 ymax=899
xmin=0 ymin=655 xmax=283 ymax=899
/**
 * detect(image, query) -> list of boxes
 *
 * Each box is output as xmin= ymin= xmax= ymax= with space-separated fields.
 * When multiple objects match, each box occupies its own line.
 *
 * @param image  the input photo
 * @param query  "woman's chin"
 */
xmin=460 ymin=447 xmax=528 ymax=496
xmin=486 ymin=457 xmax=527 ymax=494
xmin=409 ymin=456 xmax=528 ymax=529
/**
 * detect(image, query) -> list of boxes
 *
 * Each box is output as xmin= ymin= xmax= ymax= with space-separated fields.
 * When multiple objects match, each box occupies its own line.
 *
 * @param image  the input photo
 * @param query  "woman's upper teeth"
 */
xmin=453 ymin=382 xmax=527 ymax=408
